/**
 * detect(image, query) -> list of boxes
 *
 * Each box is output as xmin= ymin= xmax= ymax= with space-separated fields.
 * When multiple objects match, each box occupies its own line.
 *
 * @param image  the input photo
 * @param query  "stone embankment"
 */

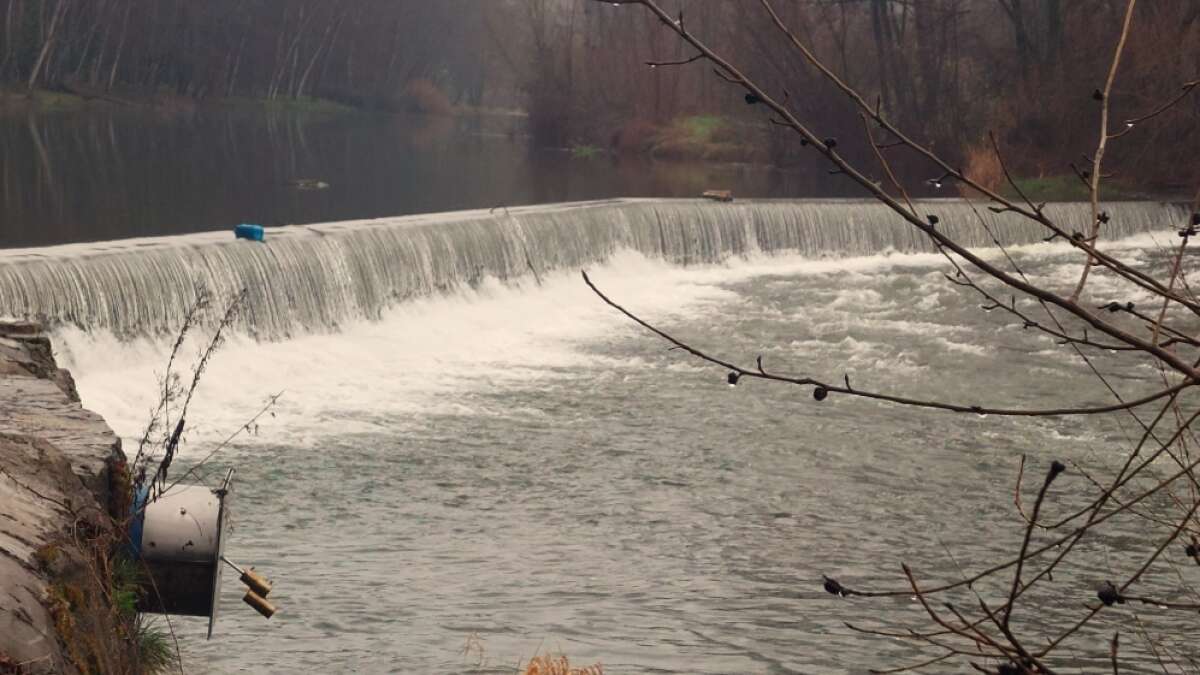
xmin=0 ymin=321 xmax=126 ymax=673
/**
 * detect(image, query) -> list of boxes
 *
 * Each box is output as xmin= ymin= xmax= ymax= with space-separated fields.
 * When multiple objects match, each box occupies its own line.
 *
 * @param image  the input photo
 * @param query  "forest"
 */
xmin=1 ymin=0 xmax=1197 ymax=192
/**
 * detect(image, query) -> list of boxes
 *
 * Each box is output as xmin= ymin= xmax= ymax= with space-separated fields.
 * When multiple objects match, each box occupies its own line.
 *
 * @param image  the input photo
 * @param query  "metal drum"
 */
xmin=132 ymin=477 xmax=230 ymax=638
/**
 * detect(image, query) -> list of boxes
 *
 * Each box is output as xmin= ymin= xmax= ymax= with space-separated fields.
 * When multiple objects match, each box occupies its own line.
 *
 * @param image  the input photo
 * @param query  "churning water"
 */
xmin=8 ymin=200 xmax=1199 ymax=672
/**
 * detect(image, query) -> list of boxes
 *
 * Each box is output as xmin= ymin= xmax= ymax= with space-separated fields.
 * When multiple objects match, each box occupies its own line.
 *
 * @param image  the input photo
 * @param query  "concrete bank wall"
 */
xmin=0 ymin=321 xmax=126 ymax=674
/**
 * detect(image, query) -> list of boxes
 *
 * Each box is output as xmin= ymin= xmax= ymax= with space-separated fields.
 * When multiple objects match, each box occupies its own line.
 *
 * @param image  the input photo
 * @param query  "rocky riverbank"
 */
xmin=0 ymin=321 xmax=134 ymax=673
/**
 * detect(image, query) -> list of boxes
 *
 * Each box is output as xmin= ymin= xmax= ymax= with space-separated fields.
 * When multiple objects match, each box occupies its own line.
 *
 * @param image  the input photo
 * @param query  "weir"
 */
xmin=0 ymin=198 xmax=1188 ymax=338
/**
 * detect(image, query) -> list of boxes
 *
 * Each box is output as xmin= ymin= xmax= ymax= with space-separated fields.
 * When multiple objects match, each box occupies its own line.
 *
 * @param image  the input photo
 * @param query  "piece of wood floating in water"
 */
xmin=702 ymin=189 xmax=733 ymax=202
xmin=288 ymin=178 xmax=330 ymax=191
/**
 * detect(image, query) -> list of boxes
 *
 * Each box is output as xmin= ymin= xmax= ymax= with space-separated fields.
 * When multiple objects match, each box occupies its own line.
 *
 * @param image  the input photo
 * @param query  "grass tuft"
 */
xmin=134 ymin=616 xmax=177 ymax=674
xmin=570 ymin=144 xmax=603 ymax=159
xmin=998 ymin=174 xmax=1142 ymax=202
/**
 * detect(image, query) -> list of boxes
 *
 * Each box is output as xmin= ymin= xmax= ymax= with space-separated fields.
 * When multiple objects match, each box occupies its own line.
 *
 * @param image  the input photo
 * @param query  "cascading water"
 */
xmin=0 ymin=198 xmax=1187 ymax=338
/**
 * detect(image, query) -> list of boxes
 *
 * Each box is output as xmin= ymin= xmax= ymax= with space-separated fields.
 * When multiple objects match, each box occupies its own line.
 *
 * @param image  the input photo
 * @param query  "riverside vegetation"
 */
xmin=1 ymin=1 xmax=1196 ymax=195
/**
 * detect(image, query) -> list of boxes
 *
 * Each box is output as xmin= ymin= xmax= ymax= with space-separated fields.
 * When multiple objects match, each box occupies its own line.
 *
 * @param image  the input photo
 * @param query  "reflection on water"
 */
xmin=0 ymin=107 xmax=859 ymax=248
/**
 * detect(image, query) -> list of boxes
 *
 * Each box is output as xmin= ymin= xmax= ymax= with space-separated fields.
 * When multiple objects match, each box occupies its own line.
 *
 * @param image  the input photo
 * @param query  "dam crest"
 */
xmin=0 ymin=198 xmax=1187 ymax=338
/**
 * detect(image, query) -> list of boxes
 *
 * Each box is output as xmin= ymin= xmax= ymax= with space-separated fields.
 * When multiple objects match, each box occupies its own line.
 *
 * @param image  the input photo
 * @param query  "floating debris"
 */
xmin=234 ymin=223 xmax=265 ymax=242
xmin=288 ymin=178 xmax=330 ymax=191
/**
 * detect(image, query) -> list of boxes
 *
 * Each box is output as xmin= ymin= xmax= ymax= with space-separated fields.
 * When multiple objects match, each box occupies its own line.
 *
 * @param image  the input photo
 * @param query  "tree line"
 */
xmin=508 ymin=0 xmax=1199 ymax=189
xmin=3 ymin=1 xmax=1197 ymax=188
xmin=0 ymin=0 xmax=496 ymax=109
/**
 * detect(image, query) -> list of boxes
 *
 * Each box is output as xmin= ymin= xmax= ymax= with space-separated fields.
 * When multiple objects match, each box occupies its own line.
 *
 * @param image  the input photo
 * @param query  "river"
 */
xmin=32 ymin=215 xmax=1195 ymax=673
xmin=1 ymin=106 xmax=1195 ymax=673
xmin=0 ymin=106 xmax=860 ymax=249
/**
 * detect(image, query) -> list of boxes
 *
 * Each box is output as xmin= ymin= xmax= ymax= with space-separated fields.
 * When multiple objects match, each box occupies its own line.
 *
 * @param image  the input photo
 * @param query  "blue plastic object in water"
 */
xmin=234 ymin=224 xmax=265 ymax=242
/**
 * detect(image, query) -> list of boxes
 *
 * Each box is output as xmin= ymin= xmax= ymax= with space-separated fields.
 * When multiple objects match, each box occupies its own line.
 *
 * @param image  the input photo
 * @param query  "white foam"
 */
xmin=55 ymin=227 xmax=1179 ymax=456
xmin=932 ymin=337 xmax=989 ymax=357
xmin=58 ymin=252 xmax=756 ymax=452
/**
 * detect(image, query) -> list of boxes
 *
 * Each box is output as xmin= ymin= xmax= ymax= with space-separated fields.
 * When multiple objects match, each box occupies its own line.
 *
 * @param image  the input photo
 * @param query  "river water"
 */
xmin=3 ymin=98 xmax=1194 ymax=675
xmin=0 ymin=107 xmax=860 ymax=249
xmin=50 ymin=231 xmax=1199 ymax=673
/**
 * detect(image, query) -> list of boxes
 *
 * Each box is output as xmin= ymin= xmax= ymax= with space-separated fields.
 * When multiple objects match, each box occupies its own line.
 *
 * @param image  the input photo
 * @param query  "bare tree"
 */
xmin=25 ymin=0 xmax=68 ymax=89
xmin=585 ymin=0 xmax=1200 ymax=671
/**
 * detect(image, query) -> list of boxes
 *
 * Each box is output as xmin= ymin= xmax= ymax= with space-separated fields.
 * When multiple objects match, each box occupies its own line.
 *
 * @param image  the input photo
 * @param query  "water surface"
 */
xmin=1 ymin=107 xmax=860 ymax=248
xmin=57 ymin=238 xmax=1199 ymax=673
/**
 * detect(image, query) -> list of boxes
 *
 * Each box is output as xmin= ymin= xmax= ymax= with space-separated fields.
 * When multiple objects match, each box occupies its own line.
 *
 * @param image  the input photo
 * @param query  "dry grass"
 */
xmin=403 ymin=79 xmax=453 ymax=116
xmin=611 ymin=118 xmax=659 ymax=153
xmin=957 ymin=139 xmax=1004 ymax=198
xmin=522 ymin=654 xmax=604 ymax=675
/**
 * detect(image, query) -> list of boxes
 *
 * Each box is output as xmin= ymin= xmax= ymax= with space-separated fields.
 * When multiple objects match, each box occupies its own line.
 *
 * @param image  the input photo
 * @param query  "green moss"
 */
xmin=110 ymin=554 xmax=143 ymax=616
xmin=0 ymin=88 xmax=88 ymax=111
xmin=645 ymin=114 xmax=766 ymax=163
xmin=222 ymin=95 xmax=356 ymax=115
xmin=32 ymin=542 xmax=62 ymax=570
xmin=570 ymin=144 xmax=602 ymax=159
xmin=677 ymin=114 xmax=725 ymax=141
xmin=46 ymin=582 xmax=83 ymax=668
xmin=30 ymin=90 xmax=88 ymax=110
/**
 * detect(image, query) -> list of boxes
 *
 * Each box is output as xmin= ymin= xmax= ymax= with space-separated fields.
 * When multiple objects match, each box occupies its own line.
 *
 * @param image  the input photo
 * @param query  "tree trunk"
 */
xmin=1 ymin=0 xmax=19 ymax=77
xmin=106 ymin=0 xmax=131 ymax=91
xmin=226 ymin=25 xmax=249 ymax=97
xmin=914 ymin=2 xmax=944 ymax=126
xmin=28 ymin=0 xmax=69 ymax=90
xmin=89 ymin=0 xmax=115 ymax=86
xmin=870 ymin=0 xmax=896 ymax=116
xmin=73 ymin=0 xmax=106 ymax=81
xmin=296 ymin=8 xmax=343 ymax=99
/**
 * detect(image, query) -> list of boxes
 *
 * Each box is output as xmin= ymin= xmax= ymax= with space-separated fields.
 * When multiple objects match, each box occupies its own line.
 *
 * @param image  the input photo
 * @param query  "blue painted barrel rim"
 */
xmin=128 ymin=485 xmax=149 ymax=558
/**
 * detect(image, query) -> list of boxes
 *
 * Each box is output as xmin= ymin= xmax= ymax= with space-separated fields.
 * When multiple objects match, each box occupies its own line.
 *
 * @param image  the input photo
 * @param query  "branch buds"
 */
xmin=1098 ymin=581 xmax=1125 ymax=606
xmin=998 ymin=662 xmax=1037 ymax=675
xmin=1048 ymin=460 xmax=1066 ymax=482
xmin=822 ymin=575 xmax=848 ymax=597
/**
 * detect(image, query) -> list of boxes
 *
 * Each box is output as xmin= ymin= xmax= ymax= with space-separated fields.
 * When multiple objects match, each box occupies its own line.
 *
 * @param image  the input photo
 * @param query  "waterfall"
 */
xmin=0 ymin=198 xmax=1187 ymax=338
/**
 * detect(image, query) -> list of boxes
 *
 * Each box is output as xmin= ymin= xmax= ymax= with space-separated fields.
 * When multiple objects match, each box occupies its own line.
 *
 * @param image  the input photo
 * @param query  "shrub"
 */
xmin=957 ymin=138 xmax=1004 ymax=197
xmin=403 ymin=79 xmax=454 ymax=116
